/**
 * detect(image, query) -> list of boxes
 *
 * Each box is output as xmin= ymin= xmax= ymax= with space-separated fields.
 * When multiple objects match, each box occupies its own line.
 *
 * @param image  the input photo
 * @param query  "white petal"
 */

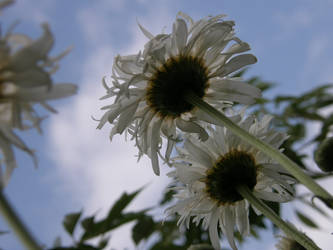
xmin=211 ymin=78 xmax=261 ymax=100
xmin=221 ymin=206 xmax=237 ymax=250
xmin=209 ymin=208 xmax=221 ymax=250
xmin=116 ymin=100 xmax=139 ymax=134
xmin=176 ymin=118 xmax=208 ymax=141
xmin=173 ymin=163 xmax=204 ymax=184
xmin=150 ymin=116 xmax=163 ymax=175
xmin=173 ymin=18 xmax=188 ymax=52
xmin=9 ymin=67 xmax=51 ymax=88
xmin=137 ymin=21 xmax=154 ymax=39
xmin=235 ymin=200 xmax=250 ymax=236
xmin=194 ymin=109 xmax=226 ymax=127
xmin=10 ymin=23 xmax=54 ymax=70
xmin=212 ymin=54 xmax=257 ymax=77
xmin=184 ymin=138 xmax=212 ymax=168
xmin=17 ymin=83 xmax=77 ymax=101
xmin=253 ymin=190 xmax=292 ymax=203
xmin=206 ymin=91 xmax=257 ymax=105
xmin=223 ymin=41 xmax=250 ymax=55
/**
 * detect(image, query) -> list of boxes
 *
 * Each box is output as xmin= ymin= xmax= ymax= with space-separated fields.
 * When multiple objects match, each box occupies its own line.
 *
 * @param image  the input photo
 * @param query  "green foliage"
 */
xmin=50 ymin=189 xmax=144 ymax=250
xmin=63 ymin=211 xmax=82 ymax=236
xmin=132 ymin=215 xmax=155 ymax=244
xmin=295 ymin=210 xmax=318 ymax=229
xmin=53 ymin=71 xmax=333 ymax=249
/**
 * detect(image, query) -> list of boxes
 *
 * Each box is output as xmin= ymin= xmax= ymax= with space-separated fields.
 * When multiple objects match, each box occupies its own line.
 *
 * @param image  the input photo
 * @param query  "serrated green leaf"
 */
xmin=80 ymin=188 xmax=146 ymax=241
xmin=63 ymin=211 xmax=82 ymax=236
xmin=81 ymin=216 xmax=95 ymax=231
xmin=295 ymin=210 xmax=318 ymax=228
xmin=106 ymin=188 xmax=143 ymax=220
xmin=159 ymin=189 xmax=175 ymax=205
xmin=132 ymin=215 xmax=155 ymax=244
xmin=98 ymin=237 xmax=109 ymax=249
xmin=81 ymin=210 xmax=147 ymax=241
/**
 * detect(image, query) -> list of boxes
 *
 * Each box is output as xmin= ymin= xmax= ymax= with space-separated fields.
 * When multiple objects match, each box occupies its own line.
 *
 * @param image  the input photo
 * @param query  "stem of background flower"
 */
xmin=185 ymin=92 xmax=333 ymax=208
xmin=0 ymin=191 xmax=42 ymax=250
xmin=236 ymin=185 xmax=320 ymax=250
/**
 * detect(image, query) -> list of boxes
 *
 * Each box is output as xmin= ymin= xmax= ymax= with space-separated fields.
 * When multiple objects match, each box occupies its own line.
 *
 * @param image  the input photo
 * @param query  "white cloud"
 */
xmin=49 ymin=44 xmax=171 ymax=248
xmin=47 ymin=4 xmax=174 ymax=249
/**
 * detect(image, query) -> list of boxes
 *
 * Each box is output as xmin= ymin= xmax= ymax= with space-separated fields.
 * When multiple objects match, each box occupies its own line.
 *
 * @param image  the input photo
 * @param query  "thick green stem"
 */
xmin=186 ymin=92 xmax=333 ymax=207
xmin=0 ymin=191 xmax=42 ymax=250
xmin=237 ymin=185 xmax=320 ymax=250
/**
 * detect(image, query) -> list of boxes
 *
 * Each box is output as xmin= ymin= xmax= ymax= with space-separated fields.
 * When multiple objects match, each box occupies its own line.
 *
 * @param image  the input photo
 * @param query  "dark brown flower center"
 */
xmin=205 ymin=149 xmax=258 ymax=204
xmin=146 ymin=55 xmax=209 ymax=118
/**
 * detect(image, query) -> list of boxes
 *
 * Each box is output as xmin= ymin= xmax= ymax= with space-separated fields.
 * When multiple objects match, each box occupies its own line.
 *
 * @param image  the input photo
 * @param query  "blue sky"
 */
xmin=1 ymin=0 xmax=333 ymax=249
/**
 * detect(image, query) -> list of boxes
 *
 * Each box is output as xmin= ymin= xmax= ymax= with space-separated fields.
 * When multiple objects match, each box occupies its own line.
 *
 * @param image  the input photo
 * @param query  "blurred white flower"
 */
xmin=0 ymin=20 xmax=77 ymax=186
xmin=98 ymin=12 xmax=260 ymax=175
xmin=0 ymin=0 xmax=14 ymax=13
xmin=166 ymin=112 xmax=294 ymax=250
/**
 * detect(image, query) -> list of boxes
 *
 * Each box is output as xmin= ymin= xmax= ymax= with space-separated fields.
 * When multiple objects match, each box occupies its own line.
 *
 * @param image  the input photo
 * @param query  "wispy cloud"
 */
xmin=48 ymin=3 xmax=174 ymax=248
xmin=273 ymin=7 xmax=314 ymax=41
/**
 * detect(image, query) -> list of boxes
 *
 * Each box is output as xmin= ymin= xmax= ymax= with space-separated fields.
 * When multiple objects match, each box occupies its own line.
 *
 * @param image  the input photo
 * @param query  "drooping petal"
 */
xmin=235 ymin=200 xmax=250 ymax=236
xmin=10 ymin=23 xmax=54 ymax=71
xmin=221 ymin=206 xmax=237 ymax=250
xmin=172 ymin=18 xmax=188 ymax=53
xmin=208 ymin=208 xmax=221 ymax=250
xmin=212 ymin=54 xmax=257 ymax=77
xmin=176 ymin=118 xmax=208 ymax=141
xmin=184 ymin=138 xmax=212 ymax=168
xmin=150 ymin=116 xmax=163 ymax=175
xmin=17 ymin=83 xmax=77 ymax=101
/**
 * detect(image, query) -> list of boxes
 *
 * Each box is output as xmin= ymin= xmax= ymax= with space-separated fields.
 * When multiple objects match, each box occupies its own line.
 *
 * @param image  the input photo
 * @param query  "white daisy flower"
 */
xmin=98 ymin=12 xmax=261 ymax=175
xmin=0 ymin=22 xmax=77 ymax=186
xmin=166 ymin=112 xmax=295 ymax=250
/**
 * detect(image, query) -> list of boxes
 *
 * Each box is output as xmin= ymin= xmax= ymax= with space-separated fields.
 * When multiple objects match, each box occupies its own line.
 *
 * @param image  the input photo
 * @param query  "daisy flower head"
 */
xmin=0 ymin=21 xmax=77 ymax=186
xmin=98 ymin=12 xmax=261 ymax=175
xmin=166 ymin=112 xmax=295 ymax=250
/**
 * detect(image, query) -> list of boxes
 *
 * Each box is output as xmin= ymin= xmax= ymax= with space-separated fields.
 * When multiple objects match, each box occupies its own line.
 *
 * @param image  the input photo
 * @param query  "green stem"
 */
xmin=0 ymin=191 xmax=42 ymax=250
xmin=186 ymin=92 xmax=333 ymax=207
xmin=237 ymin=185 xmax=320 ymax=250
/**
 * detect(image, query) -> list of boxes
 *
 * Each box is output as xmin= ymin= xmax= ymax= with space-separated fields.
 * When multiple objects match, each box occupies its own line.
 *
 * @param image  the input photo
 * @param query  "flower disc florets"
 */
xmin=205 ymin=149 xmax=257 ymax=204
xmin=147 ymin=55 xmax=209 ymax=118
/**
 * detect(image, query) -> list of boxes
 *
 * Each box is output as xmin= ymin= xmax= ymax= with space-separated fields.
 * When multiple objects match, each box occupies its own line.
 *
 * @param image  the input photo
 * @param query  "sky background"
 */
xmin=1 ymin=0 xmax=333 ymax=249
